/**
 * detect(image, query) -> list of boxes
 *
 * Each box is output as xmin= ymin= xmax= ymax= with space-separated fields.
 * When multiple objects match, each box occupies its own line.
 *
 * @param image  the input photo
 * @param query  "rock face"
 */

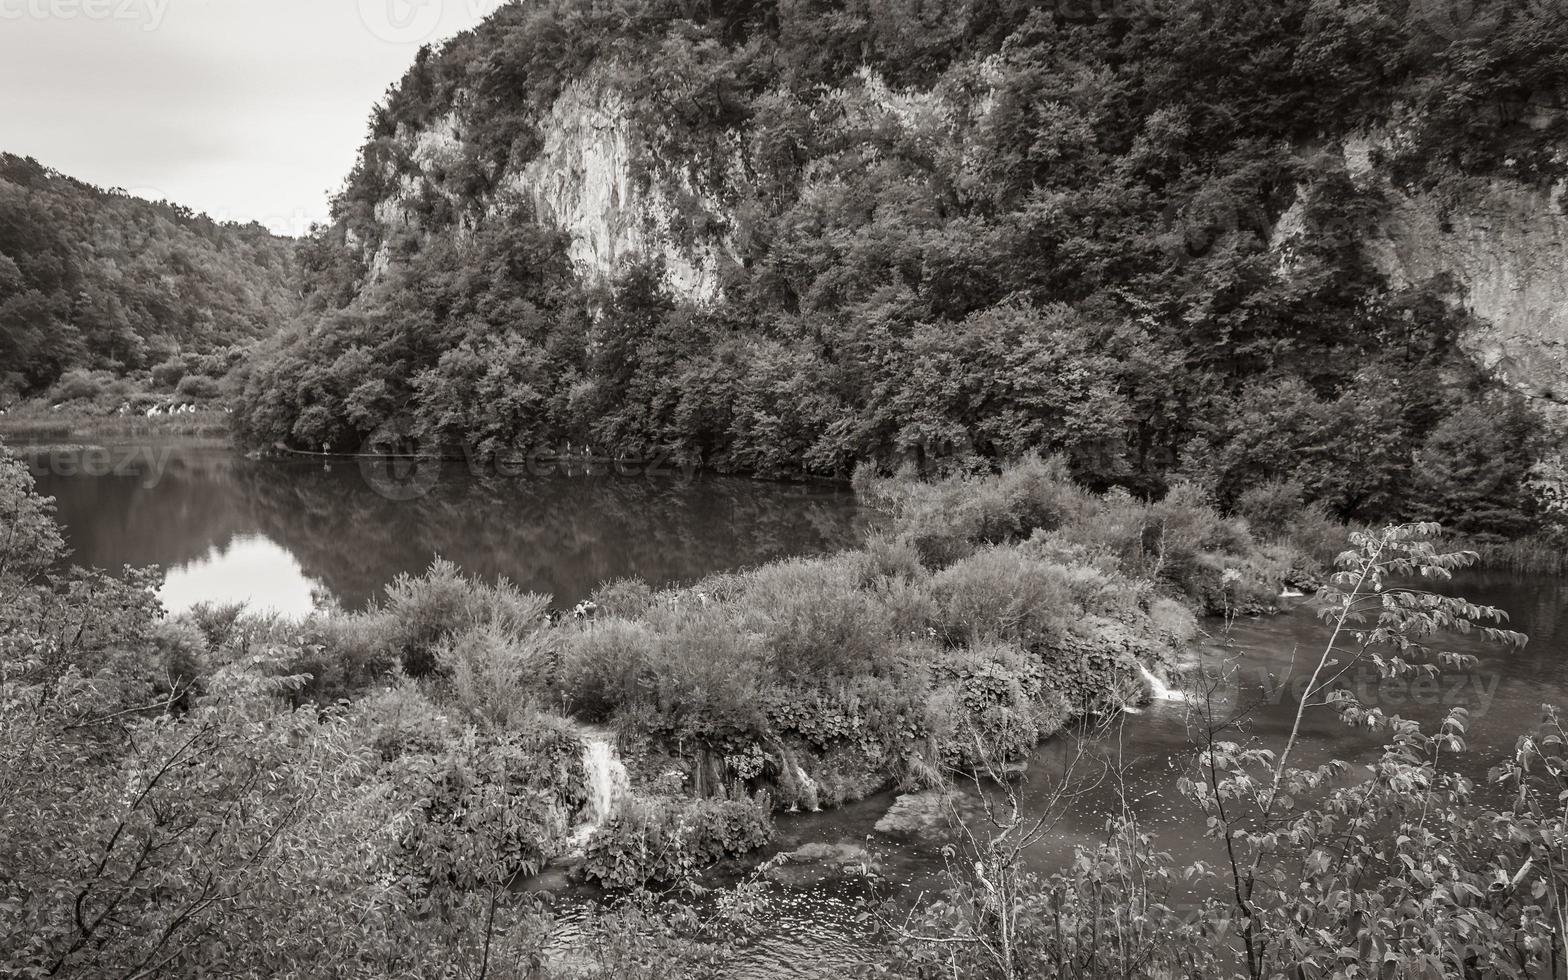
xmin=341 ymin=66 xmax=972 ymax=307
xmin=762 ymin=841 xmax=879 ymax=887
xmin=874 ymin=791 xmax=954 ymax=837
xmin=509 ymin=79 xmax=732 ymax=301
xmin=1372 ymin=178 xmax=1568 ymax=397
xmin=1274 ymin=133 xmax=1568 ymax=401
xmin=350 ymin=76 xmax=736 ymax=303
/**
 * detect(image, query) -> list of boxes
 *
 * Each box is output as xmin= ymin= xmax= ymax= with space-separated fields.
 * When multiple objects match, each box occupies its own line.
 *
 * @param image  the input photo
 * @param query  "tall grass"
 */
xmin=1453 ymin=533 xmax=1568 ymax=574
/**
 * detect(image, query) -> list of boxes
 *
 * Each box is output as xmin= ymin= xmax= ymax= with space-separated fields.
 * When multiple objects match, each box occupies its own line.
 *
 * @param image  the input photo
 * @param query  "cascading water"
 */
xmin=1138 ymin=664 xmax=1188 ymax=703
xmin=795 ymin=765 xmax=821 ymax=813
xmin=568 ymin=731 xmax=630 ymax=852
xmin=581 ymin=735 xmax=629 ymax=825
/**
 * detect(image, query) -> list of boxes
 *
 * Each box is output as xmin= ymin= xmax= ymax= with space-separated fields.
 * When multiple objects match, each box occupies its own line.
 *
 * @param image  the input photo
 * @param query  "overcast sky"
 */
xmin=0 ymin=0 xmax=504 ymax=236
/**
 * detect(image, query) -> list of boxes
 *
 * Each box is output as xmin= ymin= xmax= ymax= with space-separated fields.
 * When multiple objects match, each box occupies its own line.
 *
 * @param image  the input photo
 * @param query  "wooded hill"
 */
xmin=0 ymin=153 xmax=300 ymax=400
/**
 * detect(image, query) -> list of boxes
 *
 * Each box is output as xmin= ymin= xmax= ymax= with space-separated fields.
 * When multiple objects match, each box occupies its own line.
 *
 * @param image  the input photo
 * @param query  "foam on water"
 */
xmin=1139 ymin=664 xmax=1188 ymax=703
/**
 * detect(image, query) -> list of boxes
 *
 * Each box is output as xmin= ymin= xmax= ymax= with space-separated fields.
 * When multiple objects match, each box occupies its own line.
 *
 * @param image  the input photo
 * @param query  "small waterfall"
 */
xmin=795 ymin=764 xmax=821 ymax=813
xmin=568 ymin=731 xmax=630 ymax=852
xmin=581 ymin=733 xmax=630 ymax=825
xmin=1139 ymin=665 xmax=1188 ymax=703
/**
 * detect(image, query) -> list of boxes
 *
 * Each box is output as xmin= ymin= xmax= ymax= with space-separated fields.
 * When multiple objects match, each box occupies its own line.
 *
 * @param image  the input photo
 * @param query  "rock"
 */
xmin=783 ymin=842 xmax=867 ymax=864
xmin=874 ymin=790 xmax=954 ymax=837
xmin=1273 ymin=132 xmax=1568 ymax=407
xmin=762 ymin=841 xmax=878 ymax=887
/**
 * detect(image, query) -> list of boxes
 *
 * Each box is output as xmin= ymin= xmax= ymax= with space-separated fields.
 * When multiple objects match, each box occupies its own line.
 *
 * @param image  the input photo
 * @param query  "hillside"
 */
xmin=237 ymin=0 xmax=1568 ymax=537
xmin=0 ymin=154 xmax=300 ymax=401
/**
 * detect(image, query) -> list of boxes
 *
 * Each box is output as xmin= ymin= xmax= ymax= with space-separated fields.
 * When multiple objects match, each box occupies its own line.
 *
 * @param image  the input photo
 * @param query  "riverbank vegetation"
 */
xmin=883 ymin=524 xmax=1555 ymax=980
xmin=0 ymin=407 xmax=231 ymax=443
xmin=0 ymin=445 xmax=1306 ymax=974
xmin=7 ymin=441 xmax=1568 ymax=976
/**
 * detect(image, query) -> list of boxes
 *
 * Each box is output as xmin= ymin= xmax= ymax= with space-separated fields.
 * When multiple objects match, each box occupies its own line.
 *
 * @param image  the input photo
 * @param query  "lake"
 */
xmin=18 ymin=438 xmax=868 ymax=615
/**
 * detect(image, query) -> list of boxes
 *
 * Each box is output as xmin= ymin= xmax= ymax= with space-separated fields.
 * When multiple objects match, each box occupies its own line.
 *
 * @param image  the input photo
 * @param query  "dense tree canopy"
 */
xmin=235 ymin=0 xmax=1568 ymax=537
xmin=0 ymin=154 xmax=300 ymax=400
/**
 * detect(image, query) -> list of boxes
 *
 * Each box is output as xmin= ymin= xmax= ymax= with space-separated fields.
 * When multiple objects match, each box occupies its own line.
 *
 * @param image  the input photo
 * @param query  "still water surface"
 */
xmin=17 ymin=438 xmax=1566 ymax=976
xmin=22 ymin=438 xmax=866 ymax=613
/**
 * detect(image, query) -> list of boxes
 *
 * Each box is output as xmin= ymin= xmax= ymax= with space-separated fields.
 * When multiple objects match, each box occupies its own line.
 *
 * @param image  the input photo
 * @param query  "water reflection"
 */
xmin=23 ymin=439 xmax=866 ymax=614
xmin=160 ymin=534 xmax=324 ymax=617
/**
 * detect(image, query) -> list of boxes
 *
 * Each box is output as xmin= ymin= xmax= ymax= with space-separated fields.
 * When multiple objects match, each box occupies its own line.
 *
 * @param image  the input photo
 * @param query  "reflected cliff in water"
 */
xmin=24 ymin=440 xmax=866 ymax=614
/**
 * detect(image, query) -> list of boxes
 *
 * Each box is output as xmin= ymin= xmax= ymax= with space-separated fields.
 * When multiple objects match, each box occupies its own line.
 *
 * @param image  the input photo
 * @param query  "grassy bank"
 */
xmin=1453 ymin=533 xmax=1568 ymax=574
xmin=0 ymin=405 xmax=230 ymax=442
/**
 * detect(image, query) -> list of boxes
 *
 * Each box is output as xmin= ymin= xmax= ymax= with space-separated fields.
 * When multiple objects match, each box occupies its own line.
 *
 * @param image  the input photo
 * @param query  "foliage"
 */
xmin=863 ymin=454 xmax=1298 ymax=613
xmin=0 ymin=154 xmax=298 ymax=395
xmin=886 ymin=522 xmax=1560 ymax=980
xmin=231 ymin=0 xmax=1565 ymax=539
xmin=580 ymin=795 xmax=773 ymax=888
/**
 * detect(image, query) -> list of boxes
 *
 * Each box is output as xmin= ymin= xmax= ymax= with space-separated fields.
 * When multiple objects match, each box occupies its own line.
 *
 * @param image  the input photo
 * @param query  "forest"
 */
xmin=225 ymin=0 xmax=1568 ymax=540
xmin=0 ymin=153 xmax=300 ymax=404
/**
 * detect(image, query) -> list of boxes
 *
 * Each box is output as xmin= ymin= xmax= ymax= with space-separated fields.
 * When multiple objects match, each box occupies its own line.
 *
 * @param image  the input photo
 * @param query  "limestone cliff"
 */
xmin=348 ymin=73 xmax=737 ymax=303
xmin=506 ymin=79 xmax=733 ymax=302
xmin=337 ymin=62 xmax=980 ymax=307
xmin=1370 ymin=177 xmax=1568 ymax=398
xmin=1273 ymin=134 xmax=1568 ymax=402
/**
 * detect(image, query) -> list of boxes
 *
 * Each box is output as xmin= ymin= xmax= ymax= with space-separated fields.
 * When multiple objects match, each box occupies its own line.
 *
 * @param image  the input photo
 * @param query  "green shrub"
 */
xmin=184 ymin=600 xmax=249 ymax=650
xmin=439 ymin=624 xmax=552 ymax=729
xmin=927 ymin=548 xmax=1076 ymax=649
xmin=392 ymin=727 xmax=578 ymax=894
xmin=854 ymin=533 xmax=925 ymax=586
xmin=865 ymin=456 xmax=1098 ymax=568
xmin=589 ymin=577 xmax=656 ymax=617
xmin=560 ymin=617 xmax=658 ymax=722
xmin=174 ymin=373 xmax=221 ymax=401
xmin=150 ymin=355 xmax=192 ymax=389
xmin=380 ymin=560 xmax=549 ymax=677
xmin=579 ymin=794 xmax=772 ymax=888
xmin=359 ymin=682 xmax=457 ymax=761
xmin=274 ymin=610 xmax=399 ymax=703
xmin=1235 ymin=478 xmax=1308 ymax=540
xmin=732 ymin=556 xmax=894 ymax=678
xmin=46 ymin=368 xmax=106 ymax=403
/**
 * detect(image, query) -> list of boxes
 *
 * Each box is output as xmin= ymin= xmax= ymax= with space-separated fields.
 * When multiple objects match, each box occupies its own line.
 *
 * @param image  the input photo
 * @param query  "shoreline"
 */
xmin=0 ymin=408 xmax=232 ymax=443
